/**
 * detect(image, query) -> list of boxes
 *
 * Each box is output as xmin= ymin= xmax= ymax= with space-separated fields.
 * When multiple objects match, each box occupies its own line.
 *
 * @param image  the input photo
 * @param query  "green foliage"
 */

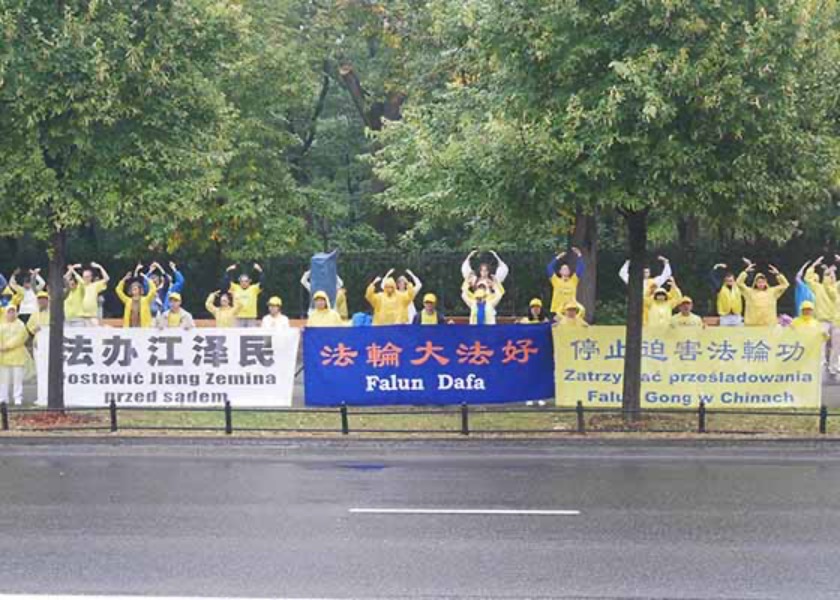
xmin=0 ymin=0 xmax=245 ymax=242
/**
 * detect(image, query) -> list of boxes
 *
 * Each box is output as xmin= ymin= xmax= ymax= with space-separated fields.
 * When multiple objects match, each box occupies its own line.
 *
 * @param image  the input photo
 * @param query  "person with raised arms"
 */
xmin=115 ymin=264 xmax=157 ymax=328
xmin=68 ymin=262 xmax=110 ymax=326
xmin=548 ymin=247 xmax=584 ymax=317
xmin=366 ymin=270 xmax=416 ymax=326
xmin=710 ymin=263 xmax=744 ymax=326
xmin=736 ymin=258 xmax=789 ymax=326
xmin=224 ymin=263 xmax=263 ymax=327
xmin=205 ymin=290 xmax=240 ymax=328
xmin=461 ymin=250 xmax=509 ymax=292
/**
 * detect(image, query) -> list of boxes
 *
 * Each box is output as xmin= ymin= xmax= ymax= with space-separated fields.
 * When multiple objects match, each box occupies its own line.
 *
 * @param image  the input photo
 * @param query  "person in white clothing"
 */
xmin=619 ymin=255 xmax=673 ymax=290
xmin=9 ymin=268 xmax=46 ymax=324
xmin=461 ymin=250 xmax=509 ymax=292
xmin=261 ymin=296 xmax=290 ymax=329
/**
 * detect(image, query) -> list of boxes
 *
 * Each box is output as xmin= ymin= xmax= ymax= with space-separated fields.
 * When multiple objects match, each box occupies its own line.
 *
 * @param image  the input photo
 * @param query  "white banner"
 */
xmin=35 ymin=327 xmax=300 ymax=408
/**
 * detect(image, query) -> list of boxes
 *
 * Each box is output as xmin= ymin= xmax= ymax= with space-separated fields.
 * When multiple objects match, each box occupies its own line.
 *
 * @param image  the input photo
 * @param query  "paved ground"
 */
xmin=0 ymin=439 xmax=839 ymax=599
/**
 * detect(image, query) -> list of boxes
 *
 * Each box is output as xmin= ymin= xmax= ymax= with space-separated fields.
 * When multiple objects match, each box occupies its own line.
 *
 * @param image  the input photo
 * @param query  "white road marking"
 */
xmin=0 ymin=596 xmax=335 ymax=600
xmin=349 ymin=508 xmax=581 ymax=516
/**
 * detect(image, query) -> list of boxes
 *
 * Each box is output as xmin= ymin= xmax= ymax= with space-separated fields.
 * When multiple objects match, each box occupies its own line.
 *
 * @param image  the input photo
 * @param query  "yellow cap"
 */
xmin=313 ymin=291 xmax=329 ymax=301
xmin=37 ymin=291 xmax=49 ymax=300
xmin=169 ymin=292 xmax=182 ymax=302
xmin=267 ymin=296 xmax=283 ymax=307
xmin=679 ymin=296 xmax=693 ymax=305
xmin=563 ymin=301 xmax=580 ymax=312
xmin=382 ymin=277 xmax=397 ymax=290
xmin=653 ymin=287 xmax=668 ymax=298
xmin=423 ymin=293 xmax=437 ymax=305
xmin=529 ymin=298 xmax=543 ymax=308
xmin=800 ymin=300 xmax=815 ymax=311
xmin=474 ymin=288 xmax=488 ymax=300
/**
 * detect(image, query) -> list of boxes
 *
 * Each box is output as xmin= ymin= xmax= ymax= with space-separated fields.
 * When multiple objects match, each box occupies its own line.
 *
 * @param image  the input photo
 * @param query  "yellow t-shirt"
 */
xmin=550 ymin=274 xmax=578 ymax=315
xmin=64 ymin=286 xmax=85 ymax=320
xmin=420 ymin=311 xmax=439 ymax=325
xmin=79 ymin=280 xmax=107 ymax=318
xmin=671 ymin=313 xmax=704 ymax=327
xmin=167 ymin=312 xmax=183 ymax=328
xmin=230 ymin=283 xmax=261 ymax=319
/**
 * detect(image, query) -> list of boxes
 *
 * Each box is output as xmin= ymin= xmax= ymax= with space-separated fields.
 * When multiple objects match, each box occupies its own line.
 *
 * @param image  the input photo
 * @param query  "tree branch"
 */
xmin=301 ymin=72 xmax=330 ymax=156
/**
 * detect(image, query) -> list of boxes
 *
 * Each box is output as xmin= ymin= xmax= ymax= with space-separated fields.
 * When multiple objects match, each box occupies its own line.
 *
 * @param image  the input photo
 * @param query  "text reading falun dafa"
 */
xmin=304 ymin=324 xmax=555 ymax=406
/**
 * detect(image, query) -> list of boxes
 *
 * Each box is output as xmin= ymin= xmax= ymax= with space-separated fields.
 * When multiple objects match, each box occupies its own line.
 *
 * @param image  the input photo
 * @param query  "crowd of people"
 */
xmin=0 ymin=250 xmax=836 ymax=404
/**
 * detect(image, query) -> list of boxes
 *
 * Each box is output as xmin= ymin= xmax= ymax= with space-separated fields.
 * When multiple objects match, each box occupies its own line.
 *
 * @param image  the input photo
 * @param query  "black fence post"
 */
xmin=698 ymin=402 xmax=706 ymax=434
xmin=224 ymin=400 xmax=233 ymax=435
xmin=340 ymin=403 xmax=349 ymax=435
xmin=1 ymin=402 xmax=8 ymax=431
xmin=109 ymin=400 xmax=118 ymax=433
xmin=820 ymin=406 xmax=828 ymax=435
xmin=576 ymin=401 xmax=585 ymax=434
xmin=460 ymin=403 xmax=469 ymax=436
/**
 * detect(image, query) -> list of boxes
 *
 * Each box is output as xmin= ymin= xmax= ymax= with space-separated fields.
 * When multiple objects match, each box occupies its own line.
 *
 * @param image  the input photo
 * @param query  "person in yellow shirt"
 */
xmin=307 ymin=291 xmax=345 ymax=327
xmin=63 ymin=268 xmax=85 ymax=327
xmin=520 ymin=298 xmax=549 ymax=324
xmin=366 ymin=272 xmax=416 ymax=326
xmin=413 ymin=294 xmax=446 ymax=325
xmin=206 ymin=291 xmax=240 ymax=328
xmin=671 ymin=297 xmax=704 ymax=328
xmin=710 ymin=263 xmax=743 ymax=326
xmin=155 ymin=293 xmax=194 ymax=330
xmin=116 ymin=270 xmax=157 ymax=328
xmin=736 ymin=260 xmax=789 ymax=326
xmin=557 ymin=302 xmax=588 ymax=327
xmin=335 ymin=286 xmax=349 ymax=320
xmin=645 ymin=279 xmax=683 ymax=328
xmin=68 ymin=262 xmax=110 ymax=326
xmin=548 ymin=247 xmax=585 ymax=317
xmin=26 ymin=292 xmax=50 ymax=338
xmin=804 ymin=257 xmax=836 ymax=326
xmin=790 ymin=301 xmax=823 ymax=331
xmin=224 ymin=263 xmax=263 ymax=327
xmin=0 ymin=305 xmax=30 ymax=406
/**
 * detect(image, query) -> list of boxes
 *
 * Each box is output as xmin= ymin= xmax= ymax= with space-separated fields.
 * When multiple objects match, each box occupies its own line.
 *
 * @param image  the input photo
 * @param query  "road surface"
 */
xmin=1 ymin=438 xmax=839 ymax=599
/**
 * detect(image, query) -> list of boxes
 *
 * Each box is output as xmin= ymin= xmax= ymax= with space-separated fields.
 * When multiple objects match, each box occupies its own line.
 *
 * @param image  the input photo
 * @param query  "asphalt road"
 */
xmin=1 ymin=439 xmax=839 ymax=600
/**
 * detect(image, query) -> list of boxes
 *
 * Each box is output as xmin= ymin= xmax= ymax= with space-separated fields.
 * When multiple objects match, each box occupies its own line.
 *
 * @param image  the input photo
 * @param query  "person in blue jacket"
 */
xmin=145 ymin=261 xmax=185 ymax=316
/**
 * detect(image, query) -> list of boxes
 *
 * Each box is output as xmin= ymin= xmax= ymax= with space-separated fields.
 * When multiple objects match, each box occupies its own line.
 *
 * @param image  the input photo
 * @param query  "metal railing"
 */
xmin=0 ymin=401 xmax=833 ymax=436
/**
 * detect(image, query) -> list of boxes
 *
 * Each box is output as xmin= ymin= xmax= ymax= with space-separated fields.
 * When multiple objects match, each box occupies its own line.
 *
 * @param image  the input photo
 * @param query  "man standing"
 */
xmin=69 ymin=262 xmax=110 ymax=326
xmin=155 ymin=293 xmax=194 ymax=330
xmin=710 ymin=263 xmax=743 ymax=326
xmin=9 ymin=268 xmax=46 ymax=325
xmin=671 ymin=297 xmax=704 ymax=328
xmin=620 ymin=255 xmax=672 ymax=293
xmin=225 ymin=263 xmax=262 ymax=327
xmin=413 ymin=294 xmax=445 ymax=325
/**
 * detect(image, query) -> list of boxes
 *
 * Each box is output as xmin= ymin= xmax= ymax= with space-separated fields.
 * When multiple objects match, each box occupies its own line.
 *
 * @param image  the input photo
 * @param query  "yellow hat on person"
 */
xmin=37 ymin=291 xmax=49 ymax=300
xmin=313 ymin=291 xmax=329 ymax=301
xmin=653 ymin=287 xmax=668 ymax=298
xmin=423 ymin=293 xmax=437 ymax=305
xmin=529 ymin=298 xmax=543 ymax=308
xmin=169 ymin=292 xmax=182 ymax=302
xmin=267 ymin=296 xmax=283 ymax=307
xmin=474 ymin=288 xmax=488 ymax=300
xmin=383 ymin=277 xmax=397 ymax=290
xmin=563 ymin=301 xmax=580 ymax=312
xmin=801 ymin=300 xmax=815 ymax=311
xmin=679 ymin=296 xmax=693 ymax=305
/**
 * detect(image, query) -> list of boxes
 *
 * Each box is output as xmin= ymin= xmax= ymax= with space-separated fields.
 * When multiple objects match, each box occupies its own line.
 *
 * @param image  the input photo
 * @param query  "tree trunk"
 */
xmin=622 ymin=210 xmax=648 ymax=421
xmin=47 ymin=229 xmax=66 ymax=410
xmin=572 ymin=208 xmax=598 ymax=322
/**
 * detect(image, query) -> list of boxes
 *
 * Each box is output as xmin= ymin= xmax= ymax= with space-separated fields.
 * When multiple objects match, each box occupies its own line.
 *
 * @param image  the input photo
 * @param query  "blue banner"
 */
xmin=304 ymin=324 xmax=555 ymax=406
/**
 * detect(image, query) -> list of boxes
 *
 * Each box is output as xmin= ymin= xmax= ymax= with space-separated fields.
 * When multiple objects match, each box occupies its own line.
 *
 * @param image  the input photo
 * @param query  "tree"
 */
xmin=0 ymin=0 xmax=245 ymax=408
xmin=374 ymin=0 xmax=840 ymax=415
